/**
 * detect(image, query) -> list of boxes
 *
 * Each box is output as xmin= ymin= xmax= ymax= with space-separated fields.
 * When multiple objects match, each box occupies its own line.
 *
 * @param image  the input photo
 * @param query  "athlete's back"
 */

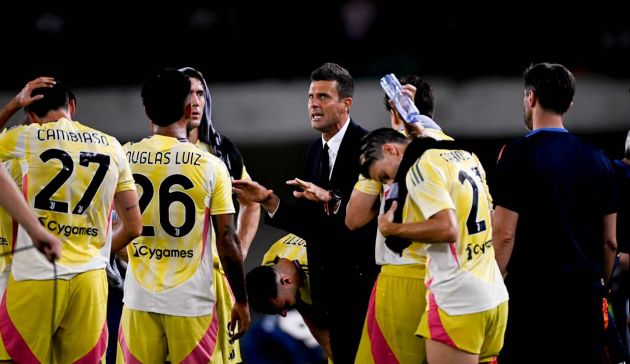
xmin=123 ymin=135 xmax=233 ymax=315
xmin=0 ymin=118 xmax=134 ymax=280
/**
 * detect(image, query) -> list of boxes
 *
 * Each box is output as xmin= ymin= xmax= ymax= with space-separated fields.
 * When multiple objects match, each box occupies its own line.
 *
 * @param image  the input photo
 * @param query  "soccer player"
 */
xmin=359 ymin=128 xmax=508 ymax=364
xmin=0 ymin=79 xmax=142 ymax=363
xmin=348 ymin=76 xmax=436 ymax=364
xmin=179 ymin=66 xmax=259 ymax=363
xmin=117 ymin=69 xmax=249 ymax=363
xmin=246 ymin=233 xmax=331 ymax=358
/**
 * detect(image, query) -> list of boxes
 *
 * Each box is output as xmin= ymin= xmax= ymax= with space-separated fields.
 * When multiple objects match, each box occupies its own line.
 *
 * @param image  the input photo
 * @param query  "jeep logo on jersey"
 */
xmin=131 ymin=242 xmax=194 ymax=260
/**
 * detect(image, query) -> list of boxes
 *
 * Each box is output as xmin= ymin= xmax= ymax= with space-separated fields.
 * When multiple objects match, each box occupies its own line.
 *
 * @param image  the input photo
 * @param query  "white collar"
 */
xmin=321 ymin=117 xmax=350 ymax=153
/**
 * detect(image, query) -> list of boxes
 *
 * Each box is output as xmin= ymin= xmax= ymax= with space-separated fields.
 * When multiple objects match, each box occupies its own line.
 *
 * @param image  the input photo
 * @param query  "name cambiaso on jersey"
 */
xmin=123 ymin=135 xmax=234 ymax=317
xmin=405 ymin=143 xmax=508 ymax=315
xmin=0 ymin=118 xmax=136 ymax=281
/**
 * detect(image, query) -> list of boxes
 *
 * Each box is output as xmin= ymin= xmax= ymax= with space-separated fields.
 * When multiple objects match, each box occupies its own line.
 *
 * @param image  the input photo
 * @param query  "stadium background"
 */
xmin=1 ymin=4 xmax=629 ymax=361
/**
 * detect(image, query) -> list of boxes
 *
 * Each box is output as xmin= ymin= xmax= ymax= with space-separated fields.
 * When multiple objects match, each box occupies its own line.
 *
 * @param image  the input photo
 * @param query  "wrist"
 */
xmin=325 ymin=190 xmax=342 ymax=215
xmin=262 ymin=194 xmax=279 ymax=213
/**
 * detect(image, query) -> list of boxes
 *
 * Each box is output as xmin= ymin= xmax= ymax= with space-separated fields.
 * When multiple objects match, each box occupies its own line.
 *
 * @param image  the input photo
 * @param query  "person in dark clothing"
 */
xmin=493 ymin=62 xmax=618 ymax=363
xmin=233 ymin=63 xmax=379 ymax=363
xmin=609 ymin=130 xmax=630 ymax=359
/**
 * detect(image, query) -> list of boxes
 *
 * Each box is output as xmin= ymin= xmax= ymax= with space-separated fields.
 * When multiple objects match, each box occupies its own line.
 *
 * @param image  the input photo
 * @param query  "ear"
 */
xmin=526 ymin=90 xmax=536 ymax=108
xmin=382 ymin=143 xmax=399 ymax=156
xmin=279 ymin=275 xmax=293 ymax=286
xmin=343 ymin=97 xmax=353 ymax=112
xmin=68 ymin=98 xmax=77 ymax=116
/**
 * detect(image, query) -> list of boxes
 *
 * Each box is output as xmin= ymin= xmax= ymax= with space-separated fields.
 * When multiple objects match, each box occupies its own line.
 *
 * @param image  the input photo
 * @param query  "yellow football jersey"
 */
xmin=195 ymin=140 xmax=250 ymax=274
xmin=262 ymin=234 xmax=311 ymax=306
xmin=404 ymin=142 xmax=507 ymax=315
xmin=0 ymin=160 xmax=20 ymax=281
xmin=353 ymin=175 xmax=383 ymax=196
xmin=0 ymin=118 xmax=136 ymax=280
xmin=123 ymin=135 xmax=234 ymax=316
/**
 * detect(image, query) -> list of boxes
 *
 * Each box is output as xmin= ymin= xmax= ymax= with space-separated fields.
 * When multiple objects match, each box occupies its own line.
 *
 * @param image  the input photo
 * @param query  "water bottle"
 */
xmin=380 ymin=73 xmax=421 ymax=124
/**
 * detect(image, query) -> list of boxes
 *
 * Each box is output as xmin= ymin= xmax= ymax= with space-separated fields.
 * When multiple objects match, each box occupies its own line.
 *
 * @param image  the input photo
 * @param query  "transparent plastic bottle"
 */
xmin=380 ymin=73 xmax=421 ymax=124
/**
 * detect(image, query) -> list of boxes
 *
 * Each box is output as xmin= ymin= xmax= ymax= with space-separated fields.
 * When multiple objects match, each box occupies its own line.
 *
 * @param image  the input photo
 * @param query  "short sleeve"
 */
xmin=115 ymin=140 xmax=136 ymax=193
xmin=407 ymin=157 xmax=454 ymax=220
xmin=353 ymin=175 xmax=382 ymax=196
xmin=210 ymin=158 xmax=235 ymax=216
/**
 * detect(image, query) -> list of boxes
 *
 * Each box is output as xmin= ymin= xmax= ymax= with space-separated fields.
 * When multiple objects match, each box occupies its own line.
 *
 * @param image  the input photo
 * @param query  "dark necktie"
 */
xmin=319 ymin=143 xmax=330 ymax=189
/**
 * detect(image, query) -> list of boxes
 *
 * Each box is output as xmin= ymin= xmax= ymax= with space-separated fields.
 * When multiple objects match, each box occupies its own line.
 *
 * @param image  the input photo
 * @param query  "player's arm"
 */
xmin=0 ymin=164 xmax=61 ymax=261
xmin=215 ymin=213 xmax=250 ymax=341
xmin=602 ymin=212 xmax=618 ymax=285
xmin=492 ymin=205 xmax=518 ymax=276
xmin=346 ymin=188 xmax=379 ymax=230
xmin=378 ymin=201 xmax=458 ymax=244
xmin=111 ymin=190 xmax=142 ymax=253
xmin=235 ymin=172 xmax=260 ymax=259
xmin=0 ymin=77 xmax=56 ymax=129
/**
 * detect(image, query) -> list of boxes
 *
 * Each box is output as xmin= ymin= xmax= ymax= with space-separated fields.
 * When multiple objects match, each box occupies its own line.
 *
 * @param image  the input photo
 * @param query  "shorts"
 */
xmin=355 ymin=264 xmax=427 ymax=364
xmin=214 ymin=266 xmax=242 ymax=363
xmin=0 ymin=269 xmax=108 ymax=363
xmin=416 ymin=294 xmax=508 ymax=363
xmin=117 ymin=305 xmax=220 ymax=363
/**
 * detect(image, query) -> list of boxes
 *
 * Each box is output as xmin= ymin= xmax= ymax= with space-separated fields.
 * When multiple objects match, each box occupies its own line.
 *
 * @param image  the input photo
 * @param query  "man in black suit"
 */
xmin=233 ymin=63 xmax=379 ymax=363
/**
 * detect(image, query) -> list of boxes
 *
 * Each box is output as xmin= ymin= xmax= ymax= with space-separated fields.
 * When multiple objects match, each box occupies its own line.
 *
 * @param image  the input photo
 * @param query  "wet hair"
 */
xmin=524 ymin=63 xmax=575 ymax=114
xmin=383 ymin=75 xmax=435 ymax=118
xmin=25 ymin=80 xmax=73 ymax=117
xmin=178 ymin=66 xmax=244 ymax=178
xmin=310 ymin=62 xmax=354 ymax=99
xmin=141 ymin=68 xmax=190 ymax=127
xmin=359 ymin=128 xmax=408 ymax=178
xmin=246 ymin=266 xmax=279 ymax=314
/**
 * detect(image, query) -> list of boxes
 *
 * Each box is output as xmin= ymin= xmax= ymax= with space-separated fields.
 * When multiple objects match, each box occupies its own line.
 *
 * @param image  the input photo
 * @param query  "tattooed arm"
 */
xmin=215 ymin=213 xmax=250 ymax=342
xmin=111 ymin=190 xmax=142 ymax=253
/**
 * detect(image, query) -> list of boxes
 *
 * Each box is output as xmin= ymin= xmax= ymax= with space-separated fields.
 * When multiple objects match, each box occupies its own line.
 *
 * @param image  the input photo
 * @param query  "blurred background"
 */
xmin=2 ymin=4 xmax=629 ymax=362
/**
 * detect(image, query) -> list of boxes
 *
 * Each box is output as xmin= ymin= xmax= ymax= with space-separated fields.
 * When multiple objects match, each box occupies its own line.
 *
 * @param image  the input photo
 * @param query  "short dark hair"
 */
xmin=383 ymin=75 xmax=435 ymax=118
xmin=524 ymin=63 xmax=575 ymax=114
xmin=310 ymin=62 xmax=354 ymax=99
xmin=141 ymin=68 xmax=191 ymax=127
xmin=359 ymin=128 xmax=408 ymax=178
xmin=246 ymin=265 xmax=279 ymax=314
xmin=25 ymin=80 xmax=72 ymax=117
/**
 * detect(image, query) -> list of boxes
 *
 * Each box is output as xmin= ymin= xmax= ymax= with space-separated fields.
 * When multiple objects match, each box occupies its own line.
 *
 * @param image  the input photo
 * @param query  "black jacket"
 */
xmin=267 ymin=120 xmax=378 ymax=363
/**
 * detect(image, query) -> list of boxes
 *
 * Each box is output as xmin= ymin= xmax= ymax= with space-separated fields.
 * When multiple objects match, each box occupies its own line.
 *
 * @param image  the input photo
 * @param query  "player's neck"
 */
xmin=532 ymin=109 xmax=564 ymax=130
xmin=187 ymin=127 xmax=199 ymax=144
xmin=36 ymin=109 xmax=72 ymax=124
xmin=155 ymin=119 xmax=188 ymax=140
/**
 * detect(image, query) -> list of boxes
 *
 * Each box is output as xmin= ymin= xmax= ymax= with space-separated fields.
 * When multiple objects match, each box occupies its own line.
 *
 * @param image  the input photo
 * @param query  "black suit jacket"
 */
xmin=267 ymin=119 xmax=378 ymax=363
